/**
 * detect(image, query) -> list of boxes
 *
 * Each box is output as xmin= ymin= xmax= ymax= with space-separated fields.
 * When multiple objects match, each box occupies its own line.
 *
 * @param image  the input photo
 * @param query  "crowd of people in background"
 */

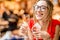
xmin=0 ymin=0 xmax=37 ymax=40
xmin=0 ymin=0 xmax=60 ymax=40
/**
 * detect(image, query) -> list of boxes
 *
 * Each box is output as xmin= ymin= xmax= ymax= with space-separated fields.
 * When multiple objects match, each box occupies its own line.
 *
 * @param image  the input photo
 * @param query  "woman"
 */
xmin=29 ymin=0 xmax=60 ymax=40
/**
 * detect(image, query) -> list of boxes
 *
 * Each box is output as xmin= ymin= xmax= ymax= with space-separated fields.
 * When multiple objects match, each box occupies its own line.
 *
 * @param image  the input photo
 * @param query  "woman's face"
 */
xmin=34 ymin=1 xmax=49 ymax=20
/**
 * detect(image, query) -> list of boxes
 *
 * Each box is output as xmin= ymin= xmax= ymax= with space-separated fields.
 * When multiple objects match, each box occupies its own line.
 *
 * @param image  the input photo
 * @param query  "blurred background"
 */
xmin=0 ymin=0 xmax=60 ymax=40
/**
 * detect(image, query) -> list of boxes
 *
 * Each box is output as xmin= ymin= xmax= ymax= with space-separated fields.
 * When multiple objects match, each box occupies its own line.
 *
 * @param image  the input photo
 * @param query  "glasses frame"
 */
xmin=33 ymin=5 xmax=48 ymax=12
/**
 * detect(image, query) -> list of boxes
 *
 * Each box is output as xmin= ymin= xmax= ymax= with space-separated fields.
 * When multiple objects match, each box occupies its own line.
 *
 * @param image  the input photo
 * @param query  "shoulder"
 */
xmin=52 ymin=19 xmax=60 ymax=25
xmin=52 ymin=19 xmax=60 ymax=40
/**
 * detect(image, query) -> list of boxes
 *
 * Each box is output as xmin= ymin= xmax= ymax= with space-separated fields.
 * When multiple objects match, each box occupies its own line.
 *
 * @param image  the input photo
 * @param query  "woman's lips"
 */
xmin=38 ymin=14 xmax=43 ymax=17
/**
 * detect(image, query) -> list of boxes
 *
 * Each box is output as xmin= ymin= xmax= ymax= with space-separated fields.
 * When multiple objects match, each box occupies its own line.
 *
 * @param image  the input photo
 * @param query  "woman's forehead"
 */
xmin=36 ymin=1 xmax=47 ymax=6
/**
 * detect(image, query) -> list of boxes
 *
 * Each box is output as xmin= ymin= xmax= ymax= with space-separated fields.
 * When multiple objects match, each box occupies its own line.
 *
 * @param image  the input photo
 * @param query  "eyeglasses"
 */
xmin=34 ymin=5 xmax=48 ymax=12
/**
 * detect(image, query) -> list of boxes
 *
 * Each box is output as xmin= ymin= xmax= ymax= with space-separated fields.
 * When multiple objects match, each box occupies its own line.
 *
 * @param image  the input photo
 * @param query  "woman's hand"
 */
xmin=39 ymin=31 xmax=51 ymax=40
xmin=19 ymin=22 xmax=33 ymax=40
xmin=32 ymin=30 xmax=51 ymax=40
xmin=19 ymin=22 xmax=29 ymax=36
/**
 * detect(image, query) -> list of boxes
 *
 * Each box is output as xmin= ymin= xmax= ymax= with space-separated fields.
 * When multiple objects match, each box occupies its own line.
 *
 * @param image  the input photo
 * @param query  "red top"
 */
xmin=29 ymin=19 xmax=60 ymax=40
xmin=47 ymin=19 xmax=60 ymax=39
xmin=29 ymin=18 xmax=35 ymax=29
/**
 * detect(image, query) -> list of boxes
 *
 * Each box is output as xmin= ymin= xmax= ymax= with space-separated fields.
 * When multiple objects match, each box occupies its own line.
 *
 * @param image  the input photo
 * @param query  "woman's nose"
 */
xmin=37 ymin=10 xmax=42 ymax=14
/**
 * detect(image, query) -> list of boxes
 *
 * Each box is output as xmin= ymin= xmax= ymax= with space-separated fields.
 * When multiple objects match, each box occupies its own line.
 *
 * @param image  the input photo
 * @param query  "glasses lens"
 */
xmin=41 ymin=6 xmax=47 ymax=11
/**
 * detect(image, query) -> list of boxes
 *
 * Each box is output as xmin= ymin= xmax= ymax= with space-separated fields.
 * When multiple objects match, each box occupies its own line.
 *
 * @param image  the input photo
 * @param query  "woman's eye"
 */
xmin=42 ymin=7 xmax=46 ymax=9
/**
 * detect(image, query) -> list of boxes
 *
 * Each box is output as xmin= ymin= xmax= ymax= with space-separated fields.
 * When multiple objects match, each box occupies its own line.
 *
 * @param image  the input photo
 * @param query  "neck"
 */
xmin=37 ymin=17 xmax=51 ymax=27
